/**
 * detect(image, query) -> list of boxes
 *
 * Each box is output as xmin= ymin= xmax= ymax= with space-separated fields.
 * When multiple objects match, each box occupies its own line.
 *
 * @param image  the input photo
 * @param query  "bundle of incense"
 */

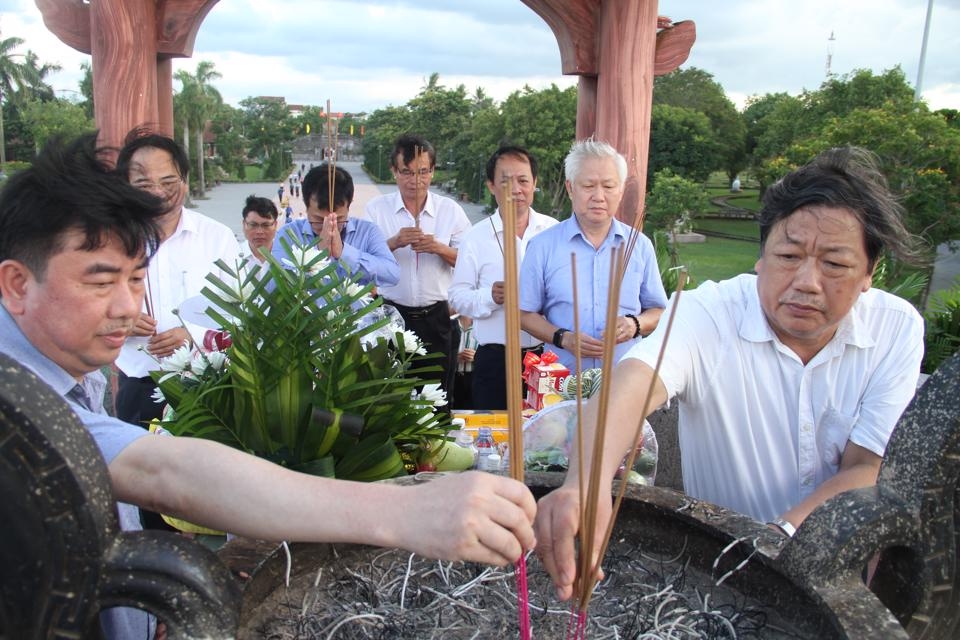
xmin=326 ymin=100 xmax=337 ymax=214
xmin=499 ymin=182 xmax=531 ymax=639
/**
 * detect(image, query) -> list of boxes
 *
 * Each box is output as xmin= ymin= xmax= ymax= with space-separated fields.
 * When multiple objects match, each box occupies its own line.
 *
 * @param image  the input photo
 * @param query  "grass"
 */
xmin=670 ymin=236 xmax=760 ymax=285
xmin=693 ymin=218 xmax=761 ymax=239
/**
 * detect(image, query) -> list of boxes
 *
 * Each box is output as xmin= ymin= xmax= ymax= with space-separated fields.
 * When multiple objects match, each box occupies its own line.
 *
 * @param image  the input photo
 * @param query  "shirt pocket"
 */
xmin=816 ymin=407 xmax=858 ymax=473
xmin=617 ymin=260 xmax=643 ymax=314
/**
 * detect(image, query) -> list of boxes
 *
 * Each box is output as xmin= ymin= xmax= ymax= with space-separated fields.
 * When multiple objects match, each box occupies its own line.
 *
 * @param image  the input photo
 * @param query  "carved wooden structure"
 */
xmin=35 ymin=0 xmax=219 ymax=150
xmin=36 ymin=1 xmax=692 ymax=221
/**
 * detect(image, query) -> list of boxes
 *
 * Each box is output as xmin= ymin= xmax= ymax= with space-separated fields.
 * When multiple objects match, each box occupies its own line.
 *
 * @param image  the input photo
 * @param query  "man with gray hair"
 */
xmin=519 ymin=138 xmax=667 ymax=371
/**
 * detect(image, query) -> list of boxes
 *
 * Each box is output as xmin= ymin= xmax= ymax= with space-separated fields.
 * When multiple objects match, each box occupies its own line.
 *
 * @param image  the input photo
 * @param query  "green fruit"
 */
xmin=433 ymin=441 xmax=476 ymax=472
xmin=624 ymin=470 xmax=648 ymax=485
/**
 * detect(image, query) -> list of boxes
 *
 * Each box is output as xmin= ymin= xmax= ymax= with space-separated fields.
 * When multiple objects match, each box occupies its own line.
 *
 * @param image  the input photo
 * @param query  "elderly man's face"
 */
xmin=2 ymin=230 xmax=146 ymax=380
xmin=392 ymin=152 xmax=434 ymax=204
xmin=754 ymin=205 xmax=874 ymax=362
xmin=487 ymin=154 xmax=537 ymax=218
xmin=566 ymin=156 xmax=623 ymax=227
xmin=243 ymin=212 xmax=277 ymax=259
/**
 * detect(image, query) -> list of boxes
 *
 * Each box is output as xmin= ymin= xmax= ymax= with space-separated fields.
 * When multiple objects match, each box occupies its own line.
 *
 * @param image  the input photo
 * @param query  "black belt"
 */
xmin=383 ymin=299 xmax=447 ymax=319
xmin=479 ymin=343 xmax=544 ymax=355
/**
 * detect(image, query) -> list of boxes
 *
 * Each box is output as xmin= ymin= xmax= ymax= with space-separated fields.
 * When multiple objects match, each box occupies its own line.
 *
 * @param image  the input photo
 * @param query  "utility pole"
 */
xmin=915 ymin=0 xmax=935 ymax=102
xmin=825 ymin=31 xmax=835 ymax=78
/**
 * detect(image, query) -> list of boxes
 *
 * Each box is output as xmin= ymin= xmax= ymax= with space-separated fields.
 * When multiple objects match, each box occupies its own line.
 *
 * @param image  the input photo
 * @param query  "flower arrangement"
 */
xmin=151 ymin=239 xmax=450 ymax=481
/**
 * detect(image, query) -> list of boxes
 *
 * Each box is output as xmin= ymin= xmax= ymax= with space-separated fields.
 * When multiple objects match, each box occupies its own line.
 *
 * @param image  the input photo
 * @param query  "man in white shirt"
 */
xmin=113 ymin=132 xmax=239 ymax=427
xmin=449 ymin=145 xmax=558 ymax=409
xmin=365 ymin=134 xmax=471 ymax=406
xmin=534 ymin=146 xmax=926 ymax=602
xmin=238 ymin=194 xmax=279 ymax=268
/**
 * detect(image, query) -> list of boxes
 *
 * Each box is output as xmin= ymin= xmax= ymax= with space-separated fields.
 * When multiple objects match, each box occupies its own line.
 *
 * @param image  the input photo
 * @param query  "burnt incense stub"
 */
xmin=0 ymin=353 xmax=240 ymax=639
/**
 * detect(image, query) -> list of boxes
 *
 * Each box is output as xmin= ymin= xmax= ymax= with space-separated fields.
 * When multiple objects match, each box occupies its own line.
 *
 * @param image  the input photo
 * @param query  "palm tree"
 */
xmin=175 ymin=61 xmax=222 ymax=197
xmin=0 ymin=35 xmax=27 ymax=166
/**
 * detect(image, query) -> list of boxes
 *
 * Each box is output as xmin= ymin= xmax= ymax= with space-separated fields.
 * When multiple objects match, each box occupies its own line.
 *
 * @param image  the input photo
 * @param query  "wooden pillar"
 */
xmin=594 ymin=1 xmax=660 ymax=226
xmin=576 ymin=76 xmax=597 ymax=142
xmin=90 ymin=0 xmax=158 ymax=149
xmin=157 ymin=58 xmax=175 ymax=138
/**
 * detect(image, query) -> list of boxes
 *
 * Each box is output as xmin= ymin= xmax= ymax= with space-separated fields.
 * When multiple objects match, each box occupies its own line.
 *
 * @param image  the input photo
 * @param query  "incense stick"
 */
xmin=326 ymin=100 xmax=336 ymax=215
xmin=499 ymin=182 xmax=531 ymax=639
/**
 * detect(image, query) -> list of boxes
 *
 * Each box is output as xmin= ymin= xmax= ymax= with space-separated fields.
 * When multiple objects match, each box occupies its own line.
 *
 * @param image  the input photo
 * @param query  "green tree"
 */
xmin=654 ymin=68 xmax=747 ymax=181
xmin=0 ymin=35 xmax=60 ymax=164
xmin=644 ymin=168 xmax=710 ymax=233
xmin=649 ymin=103 xmax=719 ymax=185
xmin=208 ymin=102 xmax=246 ymax=180
xmin=240 ymin=96 xmax=296 ymax=180
xmin=499 ymin=84 xmax=577 ymax=215
xmin=19 ymin=98 xmax=94 ymax=152
xmin=406 ymin=73 xmax=471 ymax=171
xmin=361 ymin=105 xmax=412 ymax=181
xmin=175 ymin=61 xmax=222 ymax=196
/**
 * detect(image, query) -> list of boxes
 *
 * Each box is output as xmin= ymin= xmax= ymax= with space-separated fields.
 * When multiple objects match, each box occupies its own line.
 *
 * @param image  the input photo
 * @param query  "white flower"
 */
xmin=222 ymin=277 xmax=257 ymax=304
xmin=150 ymin=386 xmax=167 ymax=405
xmin=399 ymin=329 xmax=427 ymax=355
xmin=205 ymin=351 xmax=228 ymax=371
xmin=190 ymin=351 xmax=210 ymax=376
xmin=159 ymin=344 xmax=193 ymax=373
xmin=418 ymin=383 xmax=448 ymax=407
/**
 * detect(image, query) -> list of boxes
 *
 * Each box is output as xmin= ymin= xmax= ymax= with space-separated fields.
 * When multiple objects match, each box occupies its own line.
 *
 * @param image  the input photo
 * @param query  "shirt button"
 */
xmin=802 ymin=424 xmax=812 ymax=433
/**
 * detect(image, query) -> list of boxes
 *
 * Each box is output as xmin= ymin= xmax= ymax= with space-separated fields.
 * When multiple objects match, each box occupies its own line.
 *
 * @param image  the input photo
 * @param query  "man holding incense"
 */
xmin=365 ymin=134 xmax=471 ymax=405
xmin=519 ymin=138 xmax=667 ymax=372
xmin=273 ymin=163 xmax=399 ymax=287
xmin=534 ymin=146 xmax=925 ymax=601
xmin=0 ymin=134 xmax=537 ymax=638
xmin=449 ymin=145 xmax=558 ymax=409
xmin=114 ymin=131 xmax=238 ymax=427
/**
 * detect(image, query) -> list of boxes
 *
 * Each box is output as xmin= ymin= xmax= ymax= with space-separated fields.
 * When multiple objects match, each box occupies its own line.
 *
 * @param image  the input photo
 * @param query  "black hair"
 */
xmin=758 ymin=146 xmax=924 ymax=270
xmin=301 ymin=163 xmax=354 ymax=211
xmin=0 ymin=133 xmax=164 ymax=283
xmin=485 ymin=144 xmax=539 ymax=183
xmin=115 ymin=127 xmax=190 ymax=180
xmin=391 ymin=134 xmax=436 ymax=170
xmin=242 ymin=195 xmax=278 ymax=220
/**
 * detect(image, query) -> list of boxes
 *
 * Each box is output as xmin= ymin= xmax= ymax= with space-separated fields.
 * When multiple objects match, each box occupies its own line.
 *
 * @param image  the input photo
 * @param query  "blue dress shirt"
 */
xmin=272 ymin=217 xmax=400 ymax=287
xmin=519 ymin=215 xmax=668 ymax=371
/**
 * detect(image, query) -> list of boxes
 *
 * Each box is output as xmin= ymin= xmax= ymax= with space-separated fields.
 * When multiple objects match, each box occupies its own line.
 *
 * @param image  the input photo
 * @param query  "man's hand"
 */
xmin=315 ymin=212 xmax=343 ymax=259
xmin=130 ymin=312 xmax=157 ymax=337
xmin=611 ymin=316 xmax=637 ymax=344
xmin=389 ymin=226 xmax=424 ymax=250
xmin=412 ymin=233 xmax=439 ymax=254
xmin=146 ymin=327 xmax=190 ymax=358
xmin=401 ymin=471 xmax=537 ymax=566
xmin=560 ymin=331 xmax=605 ymax=358
xmin=491 ymin=281 xmax=505 ymax=305
xmin=458 ymin=348 xmax=476 ymax=364
xmin=534 ymin=484 xmax=608 ymax=601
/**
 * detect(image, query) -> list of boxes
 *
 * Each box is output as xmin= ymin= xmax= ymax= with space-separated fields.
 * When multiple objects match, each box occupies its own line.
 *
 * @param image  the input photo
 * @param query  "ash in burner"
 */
xmin=244 ymin=537 xmax=805 ymax=639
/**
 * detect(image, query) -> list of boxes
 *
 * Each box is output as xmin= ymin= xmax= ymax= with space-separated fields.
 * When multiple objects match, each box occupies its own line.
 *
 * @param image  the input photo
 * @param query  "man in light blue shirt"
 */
xmin=273 ymin=164 xmax=399 ymax=288
xmin=520 ymin=139 xmax=667 ymax=371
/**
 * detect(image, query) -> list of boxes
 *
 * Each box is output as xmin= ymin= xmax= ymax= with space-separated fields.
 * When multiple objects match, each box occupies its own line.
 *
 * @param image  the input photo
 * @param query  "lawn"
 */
xmin=670 ymin=236 xmax=760 ymax=285
xmin=693 ymin=217 xmax=761 ymax=240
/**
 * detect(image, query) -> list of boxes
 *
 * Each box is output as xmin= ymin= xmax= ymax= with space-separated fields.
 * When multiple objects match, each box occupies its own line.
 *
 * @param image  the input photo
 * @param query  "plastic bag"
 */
xmin=523 ymin=400 xmax=659 ymax=485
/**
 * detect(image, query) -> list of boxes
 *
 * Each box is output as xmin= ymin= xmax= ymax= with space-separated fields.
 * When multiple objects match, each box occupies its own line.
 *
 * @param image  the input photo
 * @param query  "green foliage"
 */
xmin=361 ymin=105 xmax=413 ymax=182
xmin=152 ymin=242 xmax=449 ymax=480
xmin=18 ymin=98 xmax=94 ymax=152
xmin=645 ymin=169 xmax=710 ymax=233
xmin=654 ymin=67 xmax=747 ymax=180
xmin=649 ymin=104 xmax=719 ymax=184
xmin=922 ymin=281 xmax=960 ymax=375
xmin=652 ymin=230 xmax=697 ymax=292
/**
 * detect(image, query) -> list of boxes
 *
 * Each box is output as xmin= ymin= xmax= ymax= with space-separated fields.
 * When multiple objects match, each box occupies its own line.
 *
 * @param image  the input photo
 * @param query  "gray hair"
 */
xmin=564 ymin=138 xmax=628 ymax=184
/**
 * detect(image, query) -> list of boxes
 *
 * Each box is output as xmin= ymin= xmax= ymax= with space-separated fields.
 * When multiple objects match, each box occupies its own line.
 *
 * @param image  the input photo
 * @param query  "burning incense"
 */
xmin=499 ymin=181 xmax=531 ymax=639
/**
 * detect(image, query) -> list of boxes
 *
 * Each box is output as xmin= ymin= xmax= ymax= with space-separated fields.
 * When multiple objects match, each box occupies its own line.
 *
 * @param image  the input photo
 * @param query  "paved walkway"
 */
xmin=190 ymin=160 xmax=491 ymax=244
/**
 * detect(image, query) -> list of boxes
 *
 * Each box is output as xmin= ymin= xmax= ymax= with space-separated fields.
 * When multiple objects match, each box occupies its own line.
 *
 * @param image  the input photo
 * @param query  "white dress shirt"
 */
xmin=116 ymin=207 xmax=240 ymax=377
xmin=448 ymin=209 xmax=558 ymax=347
xmin=364 ymin=190 xmax=471 ymax=307
xmin=623 ymin=274 xmax=924 ymax=522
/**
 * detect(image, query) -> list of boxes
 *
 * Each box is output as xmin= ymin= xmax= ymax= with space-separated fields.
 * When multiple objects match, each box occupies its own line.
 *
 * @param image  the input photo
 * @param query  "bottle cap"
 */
xmin=485 ymin=453 xmax=501 ymax=471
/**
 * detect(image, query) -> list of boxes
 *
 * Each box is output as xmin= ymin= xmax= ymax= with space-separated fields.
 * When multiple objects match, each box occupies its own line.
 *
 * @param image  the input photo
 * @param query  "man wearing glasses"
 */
xmin=239 ymin=195 xmax=279 ymax=270
xmin=365 ymin=134 xmax=471 ymax=407
xmin=113 ymin=131 xmax=239 ymax=429
xmin=273 ymin=163 xmax=398 ymax=287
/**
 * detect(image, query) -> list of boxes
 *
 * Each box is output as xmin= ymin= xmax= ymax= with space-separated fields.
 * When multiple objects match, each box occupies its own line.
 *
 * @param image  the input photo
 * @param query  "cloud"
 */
xmin=2 ymin=0 xmax=957 ymax=114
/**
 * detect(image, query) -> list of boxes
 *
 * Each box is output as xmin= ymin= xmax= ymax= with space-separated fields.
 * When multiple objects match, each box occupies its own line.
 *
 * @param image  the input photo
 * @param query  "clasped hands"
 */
xmin=393 ymin=225 xmax=439 ymax=254
xmin=130 ymin=313 xmax=190 ymax=358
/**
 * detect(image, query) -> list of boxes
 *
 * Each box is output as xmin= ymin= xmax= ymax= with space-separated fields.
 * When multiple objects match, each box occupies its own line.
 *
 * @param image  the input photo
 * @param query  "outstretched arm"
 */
xmin=110 ymin=435 xmax=537 ymax=566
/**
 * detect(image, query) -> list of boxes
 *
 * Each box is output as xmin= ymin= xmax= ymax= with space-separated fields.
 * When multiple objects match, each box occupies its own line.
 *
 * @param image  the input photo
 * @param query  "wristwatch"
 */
xmin=552 ymin=328 xmax=568 ymax=349
xmin=769 ymin=517 xmax=796 ymax=537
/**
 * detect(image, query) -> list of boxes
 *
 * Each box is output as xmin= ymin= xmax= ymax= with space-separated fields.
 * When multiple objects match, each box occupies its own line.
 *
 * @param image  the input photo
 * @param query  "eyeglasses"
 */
xmin=244 ymin=221 xmax=276 ymax=230
xmin=396 ymin=168 xmax=434 ymax=178
xmin=131 ymin=178 xmax=183 ymax=193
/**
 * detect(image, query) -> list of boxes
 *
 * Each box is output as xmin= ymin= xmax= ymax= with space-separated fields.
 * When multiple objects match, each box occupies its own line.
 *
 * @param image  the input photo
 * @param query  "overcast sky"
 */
xmin=1 ymin=0 xmax=957 ymax=114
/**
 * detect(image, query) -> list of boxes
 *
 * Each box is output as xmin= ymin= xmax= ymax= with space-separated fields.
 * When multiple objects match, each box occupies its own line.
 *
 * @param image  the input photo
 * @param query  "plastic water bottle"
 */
xmin=475 ymin=427 xmax=496 ymax=471
xmin=451 ymin=427 xmax=478 ymax=468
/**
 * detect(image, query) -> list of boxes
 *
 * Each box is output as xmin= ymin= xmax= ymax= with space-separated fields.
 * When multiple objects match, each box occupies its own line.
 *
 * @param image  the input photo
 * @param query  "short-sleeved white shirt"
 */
xmin=364 ymin=190 xmax=471 ymax=307
xmin=622 ymin=274 xmax=924 ymax=522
